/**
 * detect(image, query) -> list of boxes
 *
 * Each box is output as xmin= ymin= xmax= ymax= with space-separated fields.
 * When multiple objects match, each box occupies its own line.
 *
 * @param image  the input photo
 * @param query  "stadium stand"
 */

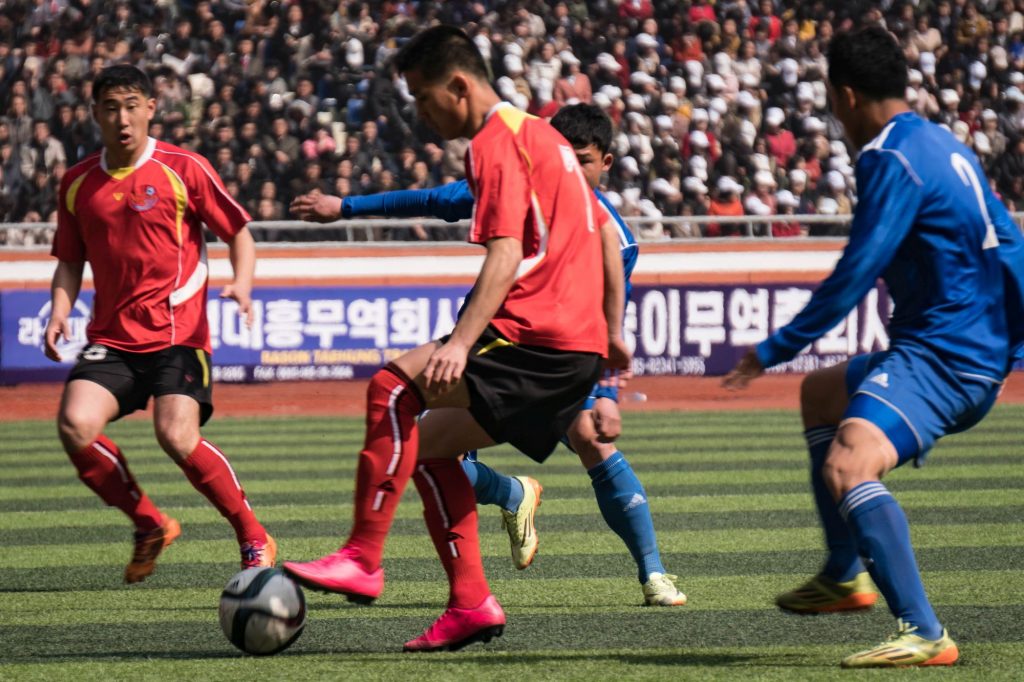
xmin=1 ymin=0 xmax=1024 ymax=244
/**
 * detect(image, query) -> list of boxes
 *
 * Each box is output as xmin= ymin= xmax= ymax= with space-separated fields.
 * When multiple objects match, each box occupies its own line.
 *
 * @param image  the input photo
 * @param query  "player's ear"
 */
xmin=601 ymin=153 xmax=613 ymax=173
xmin=146 ymin=97 xmax=156 ymax=121
xmin=449 ymin=72 xmax=470 ymax=99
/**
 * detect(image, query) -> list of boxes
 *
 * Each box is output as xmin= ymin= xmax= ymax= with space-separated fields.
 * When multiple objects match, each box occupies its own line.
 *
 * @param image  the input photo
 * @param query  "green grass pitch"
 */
xmin=1 ymin=406 xmax=1022 ymax=681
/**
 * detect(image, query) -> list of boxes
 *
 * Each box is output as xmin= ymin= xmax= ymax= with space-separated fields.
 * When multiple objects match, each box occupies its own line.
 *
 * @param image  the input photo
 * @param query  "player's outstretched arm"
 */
xmin=45 ymin=260 xmax=85 ymax=362
xmin=221 ymin=226 xmax=256 ymax=327
xmin=343 ymin=181 xmax=475 ymax=223
xmin=600 ymin=217 xmax=630 ymax=372
xmin=423 ymin=236 xmax=522 ymax=392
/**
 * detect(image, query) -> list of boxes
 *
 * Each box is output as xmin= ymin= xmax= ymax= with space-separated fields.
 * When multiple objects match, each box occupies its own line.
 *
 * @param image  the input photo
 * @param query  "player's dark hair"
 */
xmin=827 ymin=26 xmax=907 ymax=100
xmin=93 ymin=65 xmax=153 ymax=100
xmin=393 ymin=25 xmax=489 ymax=83
xmin=549 ymin=104 xmax=614 ymax=155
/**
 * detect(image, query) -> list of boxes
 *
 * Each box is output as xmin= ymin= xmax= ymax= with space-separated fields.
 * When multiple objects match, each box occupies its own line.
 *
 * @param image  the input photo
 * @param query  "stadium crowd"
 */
xmin=2 ymin=0 xmax=1024 ymax=243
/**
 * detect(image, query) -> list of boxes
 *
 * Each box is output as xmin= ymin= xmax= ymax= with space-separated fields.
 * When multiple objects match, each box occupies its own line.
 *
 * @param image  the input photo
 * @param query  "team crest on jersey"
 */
xmin=128 ymin=185 xmax=159 ymax=212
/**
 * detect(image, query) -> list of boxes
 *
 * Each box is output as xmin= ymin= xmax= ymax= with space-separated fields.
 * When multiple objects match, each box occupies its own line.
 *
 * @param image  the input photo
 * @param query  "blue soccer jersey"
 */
xmin=757 ymin=111 xmax=1024 ymax=381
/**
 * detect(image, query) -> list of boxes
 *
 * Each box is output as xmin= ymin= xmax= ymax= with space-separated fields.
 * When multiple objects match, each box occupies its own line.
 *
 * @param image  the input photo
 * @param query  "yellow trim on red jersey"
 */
xmin=495 ymin=105 xmax=535 ymax=136
xmin=159 ymin=163 xmax=189 ymax=245
xmin=106 ymin=166 xmax=136 ymax=181
xmin=66 ymin=174 xmax=88 ymax=216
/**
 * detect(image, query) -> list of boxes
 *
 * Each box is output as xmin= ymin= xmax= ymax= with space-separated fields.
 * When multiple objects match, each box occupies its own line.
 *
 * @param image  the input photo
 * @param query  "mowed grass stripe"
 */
xmin=3 ymin=569 xmax=1024 ymax=629
xmin=2 ymin=606 xmax=1023 ymax=664
xmin=6 ymin=458 xmax=1024 ymax=501
xmin=3 ymin=487 xmax=1022 ymax=531
xmin=4 ymin=523 xmax=1022 ymax=569
xmin=3 ymin=475 xmax=1021 ymax=513
xmin=3 ymin=546 xmax=1022 ymax=593
xmin=4 ymin=644 xmax=1024 ymax=682
xmin=5 ymin=504 xmax=1023 ymax=547
xmin=7 ymin=446 xmax=1024 ymax=481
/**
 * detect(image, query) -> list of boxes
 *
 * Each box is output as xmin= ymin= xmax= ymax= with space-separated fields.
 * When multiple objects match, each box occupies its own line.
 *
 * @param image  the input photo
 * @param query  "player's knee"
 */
xmin=154 ymin=422 xmax=200 ymax=460
xmin=56 ymin=408 xmax=104 ymax=452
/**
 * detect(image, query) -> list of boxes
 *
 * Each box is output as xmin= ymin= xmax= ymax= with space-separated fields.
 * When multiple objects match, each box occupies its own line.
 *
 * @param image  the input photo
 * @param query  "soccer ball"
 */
xmin=219 ymin=567 xmax=307 ymax=655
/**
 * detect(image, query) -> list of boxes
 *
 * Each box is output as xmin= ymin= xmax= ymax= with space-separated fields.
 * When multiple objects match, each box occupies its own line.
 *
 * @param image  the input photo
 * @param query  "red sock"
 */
xmin=179 ymin=439 xmax=266 ymax=545
xmin=346 ymin=364 xmax=424 ymax=571
xmin=69 ymin=435 xmax=163 ymax=532
xmin=413 ymin=458 xmax=491 ymax=609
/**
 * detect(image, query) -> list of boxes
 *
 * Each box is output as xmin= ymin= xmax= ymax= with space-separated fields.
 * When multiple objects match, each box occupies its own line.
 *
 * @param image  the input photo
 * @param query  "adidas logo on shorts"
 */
xmin=869 ymin=373 xmax=890 ymax=389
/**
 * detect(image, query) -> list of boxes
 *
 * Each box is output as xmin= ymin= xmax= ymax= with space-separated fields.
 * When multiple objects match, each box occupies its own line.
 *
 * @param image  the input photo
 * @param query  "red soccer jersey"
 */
xmin=52 ymin=138 xmax=250 ymax=353
xmin=466 ymin=103 xmax=609 ymax=356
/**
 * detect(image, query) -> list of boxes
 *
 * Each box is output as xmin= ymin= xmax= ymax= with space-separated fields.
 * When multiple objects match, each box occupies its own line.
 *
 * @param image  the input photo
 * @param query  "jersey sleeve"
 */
xmin=342 ymin=180 xmax=475 ymax=222
xmin=466 ymin=133 xmax=531 ymax=244
xmin=51 ymin=172 xmax=86 ymax=262
xmin=185 ymin=152 xmax=252 ymax=241
xmin=756 ymin=149 xmax=924 ymax=368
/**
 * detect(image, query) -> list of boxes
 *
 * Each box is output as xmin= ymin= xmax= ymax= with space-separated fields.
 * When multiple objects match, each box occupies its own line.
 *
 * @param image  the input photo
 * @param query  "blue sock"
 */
xmin=840 ymin=481 xmax=943 ymax=640
xmin=588 ymin=451 xmax=665 ymax=583
xmin=460 ymin=454 xmax=523 ymax=513
xmin=805 ymin=426 xmax=863 ymax=582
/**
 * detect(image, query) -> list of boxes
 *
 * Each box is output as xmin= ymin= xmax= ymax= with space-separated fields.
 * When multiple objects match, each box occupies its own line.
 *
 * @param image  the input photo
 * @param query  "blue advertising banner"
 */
xmin=1 ymin=286 xmax=469 ymax=384
xmin=12 ymin=281 xmax=1013 ymax=384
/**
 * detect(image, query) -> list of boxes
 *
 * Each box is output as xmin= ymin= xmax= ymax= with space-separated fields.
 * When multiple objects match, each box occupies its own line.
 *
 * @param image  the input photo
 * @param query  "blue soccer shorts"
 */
xmin=843 ymin=345 xmax=1002 ymax=467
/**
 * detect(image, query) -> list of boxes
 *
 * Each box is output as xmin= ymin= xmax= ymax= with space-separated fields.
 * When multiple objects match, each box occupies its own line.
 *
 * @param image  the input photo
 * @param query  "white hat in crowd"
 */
xmin=504 ymin=54 xmax=523 ymax=75
xmin=689 ymin=129 xmax=710 ymax=148
xmin=717 ymin=176 xmax=743 ymax=194
xmin=969 ymin=61 xmax=987 ymax=89
xmin=740 ymin=72 xmax=760 ymax=89
xmin=592 ymin=92 xmax=612 ymax=109
xmin=804 ymin=116 xmax=826 ymax=134
xmin=952 ymin=120 xmax=970 ymax=143
xmin=661 ymin=92 xmax=680 ymax=110
xmin=655 ymin=114 xmax=673 ymax=130
xmin=780 ymin=58 xmax=799 ymax=87
xmin=818 ymin=197 xmax=840 ymax=214
xmin=684 ymin=176 xmax=708 ymax=194
xmin=737 ymin=90 xmax=758 ymax=110
xmin=796 ymin=81 xmax=814 ymax=102
xmin=649 ymin=177 xmax=681 ymax=198
xmin=626 ymin=93 xmax=646 ymax=111
xmin=776 ymin=189 xmax=799 ymax=208
xmin=940 ymin=88 xmax=960 ymax=106
xmin=596 ymin=52 xmax=621 ymax=72
xmin=974 ymin=131 xmax=992 ymax=154
xmin=636 ymin=33 xmax=658 ymax=50
xmin=754 ymin=169 xmax=776 ymax=188
xmin=765 ymin=107 xmax=785 ymax=127
xmin=619 ymin=156 xmax=640 ymax=176
xmin=669 ymin=75 xmax=687 ymax=94
xmin=559 ymin=50 xmax=580 ymax=66
xmin=908 ymin=69 xmax=923 ymax=86
xmin=826 ymin=170 xmax=846 ymax=191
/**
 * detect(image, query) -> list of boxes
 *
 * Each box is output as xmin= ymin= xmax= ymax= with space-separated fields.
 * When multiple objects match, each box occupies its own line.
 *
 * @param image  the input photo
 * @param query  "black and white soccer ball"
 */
xmin=219 ymin=567 xmax=306 ymax=655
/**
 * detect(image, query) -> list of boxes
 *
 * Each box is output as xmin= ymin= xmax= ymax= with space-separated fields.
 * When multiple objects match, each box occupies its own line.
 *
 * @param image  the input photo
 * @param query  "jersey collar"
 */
xmin=101 ymin=136 xmax=157 ymax=179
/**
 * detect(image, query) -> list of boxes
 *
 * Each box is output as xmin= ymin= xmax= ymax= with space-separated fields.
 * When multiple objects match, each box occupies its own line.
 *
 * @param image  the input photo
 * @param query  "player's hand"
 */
xmin=290 ymin=191 xmax=342 ymax=223
xmin=43 ymin=316 xmax=71 ymax=362
xmin=423 ymin=339 xmax=470 ymax=393
xmin=722 ymin=347 xmax=764 ymax=391
xmin=605 ymin=336 xmax=631 ymax=372
xmin=592 ymin=396 xmax=622 ymax=443
xmin=220 ymin=283 xmax=254 ymax=327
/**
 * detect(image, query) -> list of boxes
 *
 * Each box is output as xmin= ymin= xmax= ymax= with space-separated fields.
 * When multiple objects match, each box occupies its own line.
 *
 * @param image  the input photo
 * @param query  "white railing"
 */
xmin=3 ymin=213 xmax=1023 ymax=250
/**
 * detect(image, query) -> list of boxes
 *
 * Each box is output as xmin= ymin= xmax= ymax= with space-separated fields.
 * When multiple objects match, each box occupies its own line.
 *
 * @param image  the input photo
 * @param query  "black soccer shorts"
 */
xmin=67 ymin=343 xmax=215 ymax=425
xmin=452 ymin=325 xmax=602 ymax=462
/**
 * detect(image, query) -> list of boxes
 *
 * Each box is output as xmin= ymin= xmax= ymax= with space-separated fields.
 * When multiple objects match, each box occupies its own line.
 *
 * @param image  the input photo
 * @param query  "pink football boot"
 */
xmin=403 ymin=594 xmax=506 ymax=652
xmin=283 ymin=547 xmax=383 ymax=604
